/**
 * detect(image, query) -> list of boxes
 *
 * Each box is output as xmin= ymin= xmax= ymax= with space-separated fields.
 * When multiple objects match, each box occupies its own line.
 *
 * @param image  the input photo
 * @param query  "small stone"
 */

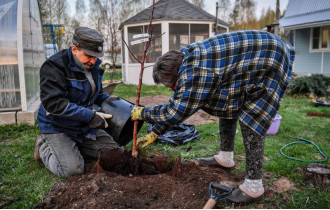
xmin=257 ymin=203 xmax=264 ymax=208
xmin=263 ymin=156 xmax=270 ymax=162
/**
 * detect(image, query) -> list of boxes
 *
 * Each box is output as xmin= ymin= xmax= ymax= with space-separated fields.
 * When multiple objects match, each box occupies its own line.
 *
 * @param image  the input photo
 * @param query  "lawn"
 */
xmin=0 ymin=84 xmax=329 ymax=208
xmin=101 ymin=68 xmax=122 ymax=83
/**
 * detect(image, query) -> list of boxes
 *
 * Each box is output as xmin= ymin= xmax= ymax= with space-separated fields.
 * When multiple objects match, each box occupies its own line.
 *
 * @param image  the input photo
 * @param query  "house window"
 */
xmin=169 ymin=24 xmax=189 ymax=50
xmin=217 ymin=26 xmax=227 ymax=34
xmin=190 ymin=24 xmax=209 ymax=43
xmin=311 ymin=26 xmax=330 ymax=51
xmin=127 ymin=24 xmax=162 ymax=63
xmin=322 ymin=27 xmax=328 ymax=48
xmin=312 ymin=27 xmax=320 ymax=49
xmin=169 ymin=23 xmax=210 ymax=50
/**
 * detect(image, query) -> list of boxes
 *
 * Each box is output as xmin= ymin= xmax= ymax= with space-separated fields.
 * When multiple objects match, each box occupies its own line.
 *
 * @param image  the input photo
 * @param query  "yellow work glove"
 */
xmin=137 ymin=132 xmax=159 ymax=148
xmin=131 ymin=106 xmax=144 ymax=120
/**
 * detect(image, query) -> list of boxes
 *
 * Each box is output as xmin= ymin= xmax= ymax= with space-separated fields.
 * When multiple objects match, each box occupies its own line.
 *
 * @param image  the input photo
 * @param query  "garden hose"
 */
xmin=280 ymin=137 xmax=328 ymax=163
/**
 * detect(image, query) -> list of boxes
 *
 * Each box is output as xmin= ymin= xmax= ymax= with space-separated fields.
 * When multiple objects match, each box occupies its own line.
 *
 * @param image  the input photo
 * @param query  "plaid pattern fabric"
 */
xmin=142 ymin=30 xmax=295 ymax=136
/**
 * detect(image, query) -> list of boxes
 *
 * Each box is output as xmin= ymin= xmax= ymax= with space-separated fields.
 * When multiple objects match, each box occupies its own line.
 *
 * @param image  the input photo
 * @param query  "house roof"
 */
xmin=119 ymin=0 xmax=229 ymax=29
xmin=279 ymin=0 xmax=330 ymax=29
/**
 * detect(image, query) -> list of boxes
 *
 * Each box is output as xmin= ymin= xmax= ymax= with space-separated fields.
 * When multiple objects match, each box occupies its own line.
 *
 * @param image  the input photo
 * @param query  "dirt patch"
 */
xmin=35 ymin=159 xmax=245 ymax=209
xmin=270 ymin=177 xmax=299 ymax=193
xmin=34 ymin=156 xmax=301 ymax=209
xmin=127 ymin=95 xmax=218 ymax=125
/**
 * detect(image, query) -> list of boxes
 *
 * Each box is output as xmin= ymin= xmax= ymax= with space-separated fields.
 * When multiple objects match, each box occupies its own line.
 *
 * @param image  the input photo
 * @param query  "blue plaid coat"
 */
xmin=142 ymin=30 xmax=295 ymax=136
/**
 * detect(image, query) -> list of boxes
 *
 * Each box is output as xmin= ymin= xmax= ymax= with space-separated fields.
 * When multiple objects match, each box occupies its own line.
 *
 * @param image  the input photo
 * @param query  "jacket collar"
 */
xmin=67 ymin=46 xmax=102 ymax=72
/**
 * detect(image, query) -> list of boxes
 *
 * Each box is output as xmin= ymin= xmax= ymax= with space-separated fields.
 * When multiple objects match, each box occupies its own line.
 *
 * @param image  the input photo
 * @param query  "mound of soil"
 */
xmin=34 ymin=148 xmax=295 ymax=209
xmin=35 ymin=160 xmax=244 ymax=209
xmin=127 ymin=95 xmax=218 ymax=125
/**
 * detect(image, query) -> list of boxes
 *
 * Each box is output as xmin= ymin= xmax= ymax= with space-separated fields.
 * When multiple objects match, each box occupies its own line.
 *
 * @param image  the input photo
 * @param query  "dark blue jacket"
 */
xmin=37 ymin=47 xmax=110 ymax=142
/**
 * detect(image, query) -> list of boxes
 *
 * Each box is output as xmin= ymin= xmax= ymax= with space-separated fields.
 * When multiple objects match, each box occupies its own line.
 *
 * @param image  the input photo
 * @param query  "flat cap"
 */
xmin=72 ymin=27 xmax=104 ymax=58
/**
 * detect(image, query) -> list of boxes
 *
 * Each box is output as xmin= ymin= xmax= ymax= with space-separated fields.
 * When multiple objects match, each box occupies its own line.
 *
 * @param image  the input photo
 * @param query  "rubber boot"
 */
xmin=198 ymin=155 xmax=235 ymax=169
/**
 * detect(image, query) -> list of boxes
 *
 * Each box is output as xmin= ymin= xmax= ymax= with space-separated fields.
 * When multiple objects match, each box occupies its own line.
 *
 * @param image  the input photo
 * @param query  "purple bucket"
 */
xmin=267 ymin=114 xmax=282 ymax=135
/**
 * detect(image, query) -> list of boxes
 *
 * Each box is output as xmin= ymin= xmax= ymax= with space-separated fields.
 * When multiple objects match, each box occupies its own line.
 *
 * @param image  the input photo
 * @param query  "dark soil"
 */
xmin=34 ymin=149 xmax=297 ymax=209
xmin=35 ymin=158 xmax=245 ymax=209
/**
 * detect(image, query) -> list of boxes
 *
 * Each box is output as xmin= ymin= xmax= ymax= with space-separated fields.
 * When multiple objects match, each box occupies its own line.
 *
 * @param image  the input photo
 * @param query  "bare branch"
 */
xmin=146 ymin=47 xmax=153 ymax=55
xmin=143 ymin=64 xmax=154 ymax=69
xmin=145 ymin=26 xmax=153 ymax=52
xmin=150 ymin=32 xmax=165 ymax=41
xmin=121 ymin=36 xmax=142 ymax=64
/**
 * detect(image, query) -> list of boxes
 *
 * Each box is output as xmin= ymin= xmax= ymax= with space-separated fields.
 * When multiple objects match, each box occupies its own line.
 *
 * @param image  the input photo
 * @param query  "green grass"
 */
xmin=102 ymin=68 xmax=122 ymax=82
xmin=0 ymin=84 xmax=329 ymax=208
xmin=0 ymin=124 xmax=63 ymax=209
xmin=112 ymin=83 xmax=172 ymax=98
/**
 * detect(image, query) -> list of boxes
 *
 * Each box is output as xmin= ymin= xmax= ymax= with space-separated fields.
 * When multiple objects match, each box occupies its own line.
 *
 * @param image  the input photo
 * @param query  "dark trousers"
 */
xmin=219 ymin=117 xmax=265 ymax=179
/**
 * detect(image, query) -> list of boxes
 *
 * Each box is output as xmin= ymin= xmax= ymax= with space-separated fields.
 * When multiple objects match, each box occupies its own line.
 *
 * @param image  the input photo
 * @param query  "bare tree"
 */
xmin=244 ymin=0 xmax=257 ymax=29
xmin=229 ymin=0 xmax=256 ymax=30
xmin=259 ymin=7 xmax=276 ymax=29
xmin=38 ymin=0 xmax=71 ymax=50
xmin=218 ymin=0 xmax=231 ymax=23
xmin=53 ymin=0 xmax=71 ymax=49
xmin=229 ymin=0 xmax=240 ymax=30
xmin=105 ymin=0 xmax=120 ymax=72
xmin=89 ymin=0 xmax=120 ymax=72
xmin=75 ymin=0 xmax=87 ymax=26
xmin=190 ymin=0 xmax=205 ymax=9
xmin=119 ymin=0 xmax=152 ymax=22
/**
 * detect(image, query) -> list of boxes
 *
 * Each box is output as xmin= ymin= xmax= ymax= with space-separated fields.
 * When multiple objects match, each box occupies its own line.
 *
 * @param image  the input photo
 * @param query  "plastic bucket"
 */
xmin=266 ymin=114 xmax=282 ymax=135
xmin=100 ymin=98 xmax=144 ymax=146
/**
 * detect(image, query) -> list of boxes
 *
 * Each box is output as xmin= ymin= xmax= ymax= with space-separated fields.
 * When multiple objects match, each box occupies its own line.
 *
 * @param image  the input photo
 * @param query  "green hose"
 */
xmin=280 ymin=137 xmax=328 ymax=163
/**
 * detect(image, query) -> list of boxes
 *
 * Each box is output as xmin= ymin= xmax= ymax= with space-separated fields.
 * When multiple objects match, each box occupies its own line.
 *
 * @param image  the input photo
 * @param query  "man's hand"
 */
xmin=89 ymin=111 xmax=112 ymax=129
xmin=131 ymin=106 xmax=144 ymax=121
xmin=137 ymin=132 xmax=159 ymax=148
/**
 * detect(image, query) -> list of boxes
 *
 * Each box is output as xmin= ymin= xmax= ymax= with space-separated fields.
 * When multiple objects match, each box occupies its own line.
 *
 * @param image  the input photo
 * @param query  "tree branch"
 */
xmin=121 ymin=36 xmax=142 ymax=64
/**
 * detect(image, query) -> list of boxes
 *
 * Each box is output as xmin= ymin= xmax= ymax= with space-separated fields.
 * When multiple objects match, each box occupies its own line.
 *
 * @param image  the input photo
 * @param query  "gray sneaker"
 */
xmin=34 ymin=135 xmax=44 ymax=163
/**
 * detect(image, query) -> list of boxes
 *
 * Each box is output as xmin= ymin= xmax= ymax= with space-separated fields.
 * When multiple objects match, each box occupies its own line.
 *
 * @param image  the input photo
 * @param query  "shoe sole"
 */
xmin=34 ymin=135 xmax=43 ymax=163
xmin=198 ymin=157 xmax=235 ymax=170
xmin=227 ymin=188 xmax=264 ymax=204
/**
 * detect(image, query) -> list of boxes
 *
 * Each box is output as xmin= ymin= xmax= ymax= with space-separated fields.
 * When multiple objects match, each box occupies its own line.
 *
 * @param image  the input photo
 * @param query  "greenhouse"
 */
xmin=0 ymin=0 xmax=44 ymax=124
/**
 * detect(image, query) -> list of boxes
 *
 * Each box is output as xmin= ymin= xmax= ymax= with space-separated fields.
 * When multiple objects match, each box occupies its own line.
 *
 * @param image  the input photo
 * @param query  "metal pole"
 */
xmin=215 ymin=2 xmax=219 ymax=34
xmin=50 ymin=25 xmax=57 ymax=53
xmin=274 ymin=0 xmax=280 ymax=36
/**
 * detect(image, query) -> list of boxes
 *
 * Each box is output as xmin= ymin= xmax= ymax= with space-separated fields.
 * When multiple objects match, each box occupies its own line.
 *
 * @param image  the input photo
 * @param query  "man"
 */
xmin=35 ymin=27 xmax=120 ymax=178
xmin=131 ymin=30 xmax=295 ymax=203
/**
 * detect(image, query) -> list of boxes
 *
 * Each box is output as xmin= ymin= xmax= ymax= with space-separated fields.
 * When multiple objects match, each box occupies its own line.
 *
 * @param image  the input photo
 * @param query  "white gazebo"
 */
xmin=119 ymin=0 xmax=229 ymax=85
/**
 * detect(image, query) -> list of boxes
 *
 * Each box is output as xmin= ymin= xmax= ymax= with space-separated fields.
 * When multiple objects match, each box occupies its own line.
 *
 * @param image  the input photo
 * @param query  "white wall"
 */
xmin=125 ymin=64 xmax=155 ymax=85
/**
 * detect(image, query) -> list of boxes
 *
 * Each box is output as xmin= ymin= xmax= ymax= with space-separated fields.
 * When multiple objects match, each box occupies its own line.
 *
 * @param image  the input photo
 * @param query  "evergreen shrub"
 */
xmin=287 ymin=74 xmax=330 ymax=96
